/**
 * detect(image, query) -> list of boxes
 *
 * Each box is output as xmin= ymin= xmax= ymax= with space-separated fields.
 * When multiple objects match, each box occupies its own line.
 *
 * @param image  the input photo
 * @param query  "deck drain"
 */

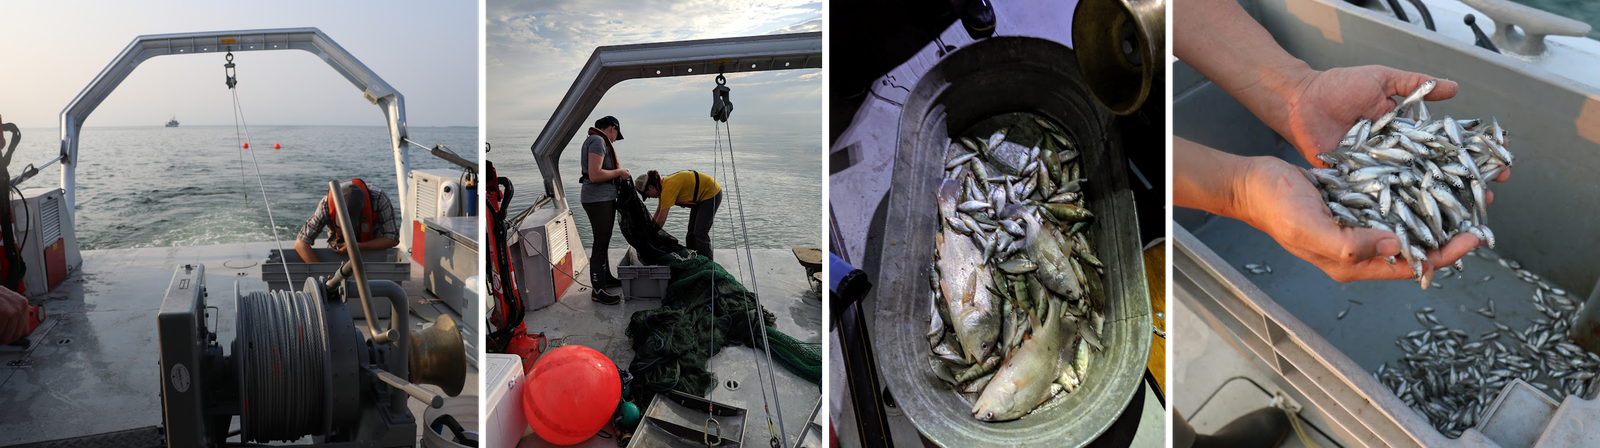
xmin=56 ymin=338 xmax=72 ymax=345
xmin=725 ymin=379 xmax=740 ymax=391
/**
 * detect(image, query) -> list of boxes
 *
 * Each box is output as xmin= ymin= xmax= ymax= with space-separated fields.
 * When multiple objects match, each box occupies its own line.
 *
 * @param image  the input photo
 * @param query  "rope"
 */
xmin=716 ymin=118 xmax=787 ymax=445
xmin=703 ymin=112 xmax=729 ymax=438
xmin=226 ymin=51 xmax=293 ymax=283
xmin=712 ymin=120 xmax=764 ymax=429
xmin=1272 ymin=391 xmax=1322 ymax=448
xmin=709 ymin=112 xmax=778 ymax=441
xmin=705 ymin=128 xmax=720 ymax=428
xmin=705 ymin=119 xmax=755 ymax=440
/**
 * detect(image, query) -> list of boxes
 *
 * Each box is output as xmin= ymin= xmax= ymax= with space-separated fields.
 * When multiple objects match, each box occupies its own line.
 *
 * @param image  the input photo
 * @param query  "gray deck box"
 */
xmin=422 ymin=216 xmax=478 ymax=315
xmin=263 ymin=248 xmax=409 ymax=319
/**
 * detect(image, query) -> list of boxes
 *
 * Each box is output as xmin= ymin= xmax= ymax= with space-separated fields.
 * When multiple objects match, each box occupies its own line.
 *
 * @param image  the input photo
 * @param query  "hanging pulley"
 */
xmin=224 ymin=49 xmax=238 ymax=89
xmin=710 ymin=69 xmax=732 ymax=122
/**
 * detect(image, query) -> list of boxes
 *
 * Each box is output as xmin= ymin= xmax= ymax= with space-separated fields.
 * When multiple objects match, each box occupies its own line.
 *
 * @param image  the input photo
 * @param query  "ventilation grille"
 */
xmin=40 ymin=196 xmax=60 ymax=243
xmin=547 ymin=216 xmax=567 ymax=258
xmin=413 ymin=177 xmax=438 ymax=220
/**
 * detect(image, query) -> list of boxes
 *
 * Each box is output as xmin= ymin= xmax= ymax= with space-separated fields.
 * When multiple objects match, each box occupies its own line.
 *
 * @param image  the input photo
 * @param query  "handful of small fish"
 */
xmin=1304 ymin=79 xmax=1513 ymax=288
xmin=927 ymin=112 xmax=1106 ymax=422
xmin=1373 ymin=253 xmax=1597 ymax=439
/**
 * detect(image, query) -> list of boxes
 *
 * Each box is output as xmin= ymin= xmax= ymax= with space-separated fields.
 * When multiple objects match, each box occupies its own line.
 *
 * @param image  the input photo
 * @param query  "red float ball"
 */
xmin=522 ymin=345 xmax=620 ymax=445
xmin=242 ymin=142 xmax=249 ymax=149
xmin=273 ymin=143 xmax=281 ymax=149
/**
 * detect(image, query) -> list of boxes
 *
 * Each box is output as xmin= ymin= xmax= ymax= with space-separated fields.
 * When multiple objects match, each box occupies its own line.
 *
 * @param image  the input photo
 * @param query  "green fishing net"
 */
xmin=625 ymin=249 xmax=822 ymax=405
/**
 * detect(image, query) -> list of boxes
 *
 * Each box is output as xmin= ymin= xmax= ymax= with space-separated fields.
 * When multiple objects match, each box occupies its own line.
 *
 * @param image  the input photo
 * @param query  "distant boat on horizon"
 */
xmin=165 ymin=116 xmax=179 ymax=127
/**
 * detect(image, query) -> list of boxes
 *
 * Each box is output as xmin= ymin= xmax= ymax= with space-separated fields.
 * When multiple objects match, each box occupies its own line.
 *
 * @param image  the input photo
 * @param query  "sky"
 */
xmin=0 ymin=1 xmax=478 ymax=128
xmin=486 ymin=0 xmax=822 ymax=130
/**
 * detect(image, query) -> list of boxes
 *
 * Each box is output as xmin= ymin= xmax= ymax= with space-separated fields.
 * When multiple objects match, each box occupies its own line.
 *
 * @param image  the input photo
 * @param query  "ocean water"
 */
xmin=6 ymin=125 xmax=477 ymax=250
xmin=487 ymin=114 xmax=824 ymax=251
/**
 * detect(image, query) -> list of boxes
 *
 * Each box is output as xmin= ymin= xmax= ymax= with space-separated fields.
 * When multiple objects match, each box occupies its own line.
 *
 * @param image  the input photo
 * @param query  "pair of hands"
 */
xmin=1241 ymin=66 xmax=1508 ymax=281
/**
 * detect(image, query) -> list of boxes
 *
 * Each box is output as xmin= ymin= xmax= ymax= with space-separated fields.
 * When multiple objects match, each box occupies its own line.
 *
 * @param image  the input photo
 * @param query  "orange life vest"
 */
xmin=328 ymin=178 xmax=378 ymax=245
xmin=582 ymin=127 xmax=622 ymax=185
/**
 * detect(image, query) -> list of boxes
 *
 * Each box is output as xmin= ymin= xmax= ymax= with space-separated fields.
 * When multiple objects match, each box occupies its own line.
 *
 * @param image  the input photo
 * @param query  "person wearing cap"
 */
xmin=635 ymin=170 xmax=722 ymax=261
xmin=580 ymin=116 xmax=631 ymax=304
xmin=293 ymin=179 xmax=400 ymax=263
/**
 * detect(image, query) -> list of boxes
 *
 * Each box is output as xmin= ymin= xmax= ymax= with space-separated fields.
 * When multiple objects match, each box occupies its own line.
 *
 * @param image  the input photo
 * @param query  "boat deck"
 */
xmin=0 ymin=241 xmax=477 ymax=445
xmin=513 ymin=248 xmax=824 ymax=448
xmin=1172 ymin=297 xmax=1342 ymax=447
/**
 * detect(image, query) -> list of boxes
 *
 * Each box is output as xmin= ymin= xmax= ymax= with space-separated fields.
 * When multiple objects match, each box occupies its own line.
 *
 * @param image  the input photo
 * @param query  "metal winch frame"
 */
xmin=525 ymin=32 xmax=821 ymax=212
xmin=55 ymin=28 xmax=430 ymax=252
xmin=156 ymin=182 xmax=465 ymax=448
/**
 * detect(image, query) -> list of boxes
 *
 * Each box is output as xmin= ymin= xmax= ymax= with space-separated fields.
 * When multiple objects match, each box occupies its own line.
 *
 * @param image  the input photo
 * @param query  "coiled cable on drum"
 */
xmin=236 ymin=289 xmax=331 ymax=442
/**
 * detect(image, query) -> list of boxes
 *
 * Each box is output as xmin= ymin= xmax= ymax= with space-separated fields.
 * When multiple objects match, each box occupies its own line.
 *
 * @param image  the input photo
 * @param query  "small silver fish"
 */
xmin=959 ymin=200 xmax=993 ymax=213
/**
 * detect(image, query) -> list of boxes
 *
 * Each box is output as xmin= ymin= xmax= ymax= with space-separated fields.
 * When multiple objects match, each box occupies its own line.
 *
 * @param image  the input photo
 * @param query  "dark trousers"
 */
xmin=685 ymin=192 xmax=721 ymax=260
xmin=581 ymin=200 xmax=617 ymax=283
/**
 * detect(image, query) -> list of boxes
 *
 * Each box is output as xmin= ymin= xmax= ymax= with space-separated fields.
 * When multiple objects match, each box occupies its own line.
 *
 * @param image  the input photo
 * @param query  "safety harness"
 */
xmin=673 ymin=170 xmax=708 ymax=208
xmin=327 ymin=178 xmax=378 ymax=246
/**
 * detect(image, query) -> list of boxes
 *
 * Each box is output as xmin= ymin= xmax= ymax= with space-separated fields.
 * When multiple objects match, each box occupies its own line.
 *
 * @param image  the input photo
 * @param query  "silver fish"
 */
xmin=959 ymin=200 xmax=992 ymax=213
xmin=1022 ymin=213 xmax=1083 ymax=300
xmin=972 ymin=300 xmax=1071 ymax=422
xmin=947 ymin=151 xmax=978 ymax=170
xmin=1312 ymin=83 xmax=1511 ymax=289
xmin=938 ymin=180 xmax=1001 ymax=363
xmin=1399 ymin=79 xmax=1437 ymax=110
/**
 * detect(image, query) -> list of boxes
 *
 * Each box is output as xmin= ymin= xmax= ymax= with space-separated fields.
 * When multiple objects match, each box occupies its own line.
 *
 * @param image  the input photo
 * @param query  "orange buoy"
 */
xmin=273 ymin=143 xmax=281 ymax=150
xmin=242 ymin=143 xmax=250 ymax=149
xmin=523 ymin=345 xmax=620 ymax=445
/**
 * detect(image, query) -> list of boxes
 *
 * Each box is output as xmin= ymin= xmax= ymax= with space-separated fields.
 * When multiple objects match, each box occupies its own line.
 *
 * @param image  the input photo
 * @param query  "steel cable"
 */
xmin=238 ymin=290 xmax=330 ymax=441
xmin=225 ymin=53 xmax=293 ymax=283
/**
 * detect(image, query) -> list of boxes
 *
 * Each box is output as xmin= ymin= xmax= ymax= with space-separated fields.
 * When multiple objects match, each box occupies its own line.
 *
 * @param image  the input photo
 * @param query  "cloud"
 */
xmin=487 ymin=0 xmax=821 ymax=128
xmin=768 ymin=18 xmax=822 ymax=34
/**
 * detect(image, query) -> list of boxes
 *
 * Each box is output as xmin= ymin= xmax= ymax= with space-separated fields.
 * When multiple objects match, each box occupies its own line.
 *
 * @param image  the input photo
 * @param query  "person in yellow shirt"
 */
xmin=636 ymin=170 xmax=723 ymax=261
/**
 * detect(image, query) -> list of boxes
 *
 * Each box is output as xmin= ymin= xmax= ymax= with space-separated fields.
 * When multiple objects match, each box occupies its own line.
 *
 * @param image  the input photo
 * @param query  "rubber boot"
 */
xmin=592 ymin=287 xmax=621 ymax=305
xmin=961 ymin=0 xmax=997 ymax=40
xmin=1191 ymin=407 xmax=1292 ymax=448
xmin=591 ymin=263 xmax=622 ymax=305
xmin=599 ymin=267 xmax=622 ymax=289
xmin=592 ymin=259 xmax=621 ymax=289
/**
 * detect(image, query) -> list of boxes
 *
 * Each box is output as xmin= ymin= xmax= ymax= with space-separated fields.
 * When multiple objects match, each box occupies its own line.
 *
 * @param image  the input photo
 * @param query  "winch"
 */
xmin=156 ymin=182 xmax=467 ymax=447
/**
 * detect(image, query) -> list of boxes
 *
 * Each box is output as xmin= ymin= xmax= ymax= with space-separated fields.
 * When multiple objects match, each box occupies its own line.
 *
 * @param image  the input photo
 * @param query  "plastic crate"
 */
xmin=1170 ymin=3 xmax=1600 ymax=443
xmin=616 ymin=248 xmax=671 ymax=300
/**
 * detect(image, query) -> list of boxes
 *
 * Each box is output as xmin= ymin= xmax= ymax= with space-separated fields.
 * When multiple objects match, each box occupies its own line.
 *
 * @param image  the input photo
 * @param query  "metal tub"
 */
xmin=1173 ymin=0 xmax=1600 ymax=446
xmin=871 ymin=36 xmax=1152 ymax=447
